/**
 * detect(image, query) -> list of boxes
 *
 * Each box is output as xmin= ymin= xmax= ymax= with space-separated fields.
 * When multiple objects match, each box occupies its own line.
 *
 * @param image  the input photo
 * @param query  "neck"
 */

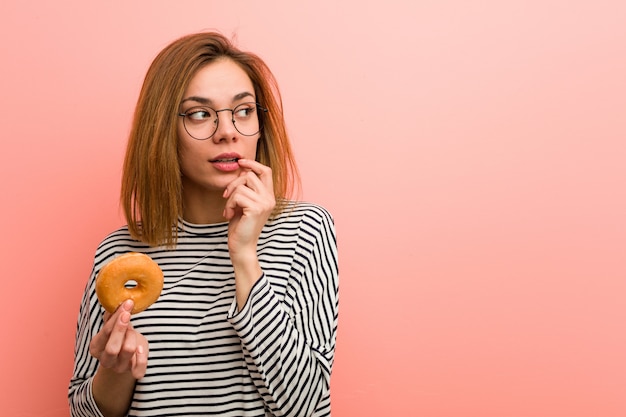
xmin=181 ymin=184 xmax=227 ymax=225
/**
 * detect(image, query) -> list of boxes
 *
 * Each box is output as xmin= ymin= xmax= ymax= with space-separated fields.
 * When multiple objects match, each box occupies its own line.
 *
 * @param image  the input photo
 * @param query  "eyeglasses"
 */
xmin=178 ymin=102 xmax=268 ymax=140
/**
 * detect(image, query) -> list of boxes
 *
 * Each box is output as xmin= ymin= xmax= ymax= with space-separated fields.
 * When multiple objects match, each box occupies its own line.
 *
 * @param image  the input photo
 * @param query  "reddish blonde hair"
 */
xmin=121 ymin=32 xmax=300 ymax=247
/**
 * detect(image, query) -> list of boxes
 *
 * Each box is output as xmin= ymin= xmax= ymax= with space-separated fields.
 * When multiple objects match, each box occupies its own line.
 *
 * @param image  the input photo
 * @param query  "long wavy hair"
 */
xmin=121 ymin=32 xmax=300 ymax=247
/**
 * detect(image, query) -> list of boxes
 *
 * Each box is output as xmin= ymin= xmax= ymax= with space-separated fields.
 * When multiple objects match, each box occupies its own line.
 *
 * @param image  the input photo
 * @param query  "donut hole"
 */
xmin=124 ymin=280 xmax=138 ymax=289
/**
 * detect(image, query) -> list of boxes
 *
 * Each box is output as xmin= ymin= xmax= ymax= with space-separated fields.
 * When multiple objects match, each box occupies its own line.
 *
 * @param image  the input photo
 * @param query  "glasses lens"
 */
xmin=181 ymin=102 xmax=264 ymax=139
xmin=232 ymin=102 xmax=261 ymax=136
xmin=183 ymin=107 xmax=218 ymax=140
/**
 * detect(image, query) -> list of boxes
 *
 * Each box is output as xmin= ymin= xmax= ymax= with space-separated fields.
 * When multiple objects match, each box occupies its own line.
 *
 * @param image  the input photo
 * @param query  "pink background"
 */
xmin=1 ymin=1 xmax=625 ymax=416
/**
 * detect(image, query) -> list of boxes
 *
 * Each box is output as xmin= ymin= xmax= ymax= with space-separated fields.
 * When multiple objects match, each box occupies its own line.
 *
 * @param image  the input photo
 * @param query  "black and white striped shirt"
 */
xmin=69 ymin=202 xmax=339 ymax=417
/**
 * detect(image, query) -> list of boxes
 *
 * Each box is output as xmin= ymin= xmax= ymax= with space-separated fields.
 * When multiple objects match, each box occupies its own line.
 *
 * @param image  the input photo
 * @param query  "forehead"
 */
xmin=184 ymin=58 xmax=255 ymax=103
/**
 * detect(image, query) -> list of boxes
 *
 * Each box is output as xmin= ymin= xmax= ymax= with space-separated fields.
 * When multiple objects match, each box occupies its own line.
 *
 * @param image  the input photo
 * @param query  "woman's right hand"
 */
xmin=89 ymin=299 xmax=148 ymax=380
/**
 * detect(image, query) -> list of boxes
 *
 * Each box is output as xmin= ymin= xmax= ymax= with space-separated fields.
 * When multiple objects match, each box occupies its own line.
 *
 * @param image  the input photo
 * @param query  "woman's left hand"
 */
xmin=222 ymin=158 xmax=275 ymax=261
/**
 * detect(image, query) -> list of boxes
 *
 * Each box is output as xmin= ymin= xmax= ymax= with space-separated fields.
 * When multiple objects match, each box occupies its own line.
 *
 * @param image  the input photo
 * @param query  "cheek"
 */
xmin=177 ymin=138 xmax=197 ymax=175
xmin=248 ymin=136 xmax=260 ymax=159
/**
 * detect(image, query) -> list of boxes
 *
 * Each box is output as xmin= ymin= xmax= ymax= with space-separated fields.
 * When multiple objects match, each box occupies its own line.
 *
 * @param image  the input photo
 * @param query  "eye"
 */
xmin=186 ymin=108 xmax=214 ymax=122
xmin=233 ymin=103 xmax=257 ymax=119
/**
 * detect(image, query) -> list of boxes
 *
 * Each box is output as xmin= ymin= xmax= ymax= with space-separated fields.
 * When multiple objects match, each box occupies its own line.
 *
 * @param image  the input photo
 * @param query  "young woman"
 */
xmin=69 ymin=32 xmax=339 ymax=417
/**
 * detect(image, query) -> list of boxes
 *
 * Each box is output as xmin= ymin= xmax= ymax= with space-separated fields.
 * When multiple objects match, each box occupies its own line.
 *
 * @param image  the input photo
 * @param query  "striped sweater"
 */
xmin=69 ymin=202 xmax=339 ymax=417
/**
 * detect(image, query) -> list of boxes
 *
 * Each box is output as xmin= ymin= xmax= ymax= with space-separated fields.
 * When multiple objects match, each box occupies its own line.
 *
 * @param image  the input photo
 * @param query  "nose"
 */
xmin=211 ymin=109 xmax=237 ymax=143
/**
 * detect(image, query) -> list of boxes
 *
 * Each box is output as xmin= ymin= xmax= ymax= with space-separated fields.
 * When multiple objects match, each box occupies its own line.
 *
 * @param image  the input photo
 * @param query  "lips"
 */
xmin=211 ymin=157 xmax=239 ymax=163
xmin=210 ymin=153 xmax=242 ymax=163
xmin=210 ymin=153 xmax=242 ymax=172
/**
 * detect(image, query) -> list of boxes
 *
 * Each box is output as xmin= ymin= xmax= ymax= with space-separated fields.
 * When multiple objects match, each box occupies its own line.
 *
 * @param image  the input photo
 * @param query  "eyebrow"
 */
xmin=181 ymin=91 xmax=255 ymax=105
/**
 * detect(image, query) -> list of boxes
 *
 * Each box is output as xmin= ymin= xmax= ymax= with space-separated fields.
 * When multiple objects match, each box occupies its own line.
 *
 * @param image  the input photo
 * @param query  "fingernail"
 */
xmin=123 ymin=299 xmax=134 ymax=311
xmin=120 ymin=311 xmax=131 ymax=324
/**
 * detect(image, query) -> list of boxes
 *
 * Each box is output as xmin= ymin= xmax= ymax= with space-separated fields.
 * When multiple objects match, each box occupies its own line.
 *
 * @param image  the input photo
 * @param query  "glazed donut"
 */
xmin=96 ymin=252 xmax=164 ymax=314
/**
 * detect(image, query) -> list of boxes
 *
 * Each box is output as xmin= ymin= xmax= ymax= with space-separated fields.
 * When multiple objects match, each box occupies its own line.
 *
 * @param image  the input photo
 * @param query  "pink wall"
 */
xmin=1 ymin=1 xmax=625 ymax=416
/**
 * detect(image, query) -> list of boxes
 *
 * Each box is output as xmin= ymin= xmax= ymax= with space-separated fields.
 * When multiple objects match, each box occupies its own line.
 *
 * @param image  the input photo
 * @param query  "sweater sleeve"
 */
xmin=227 ymin=207 xmax=339 ymax=417
xmin=68 ymin=268 xmax=106 ymax=417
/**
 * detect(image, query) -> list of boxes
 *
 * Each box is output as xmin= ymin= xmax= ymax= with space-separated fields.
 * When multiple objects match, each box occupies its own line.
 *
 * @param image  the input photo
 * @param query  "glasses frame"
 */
xmin=178 ymin=102 xmax=268 ymax=140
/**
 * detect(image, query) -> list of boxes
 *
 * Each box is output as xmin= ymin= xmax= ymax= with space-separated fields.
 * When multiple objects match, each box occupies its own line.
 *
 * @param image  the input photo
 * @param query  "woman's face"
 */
xmin=178 ymin=58 xmax=260 ymax=197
